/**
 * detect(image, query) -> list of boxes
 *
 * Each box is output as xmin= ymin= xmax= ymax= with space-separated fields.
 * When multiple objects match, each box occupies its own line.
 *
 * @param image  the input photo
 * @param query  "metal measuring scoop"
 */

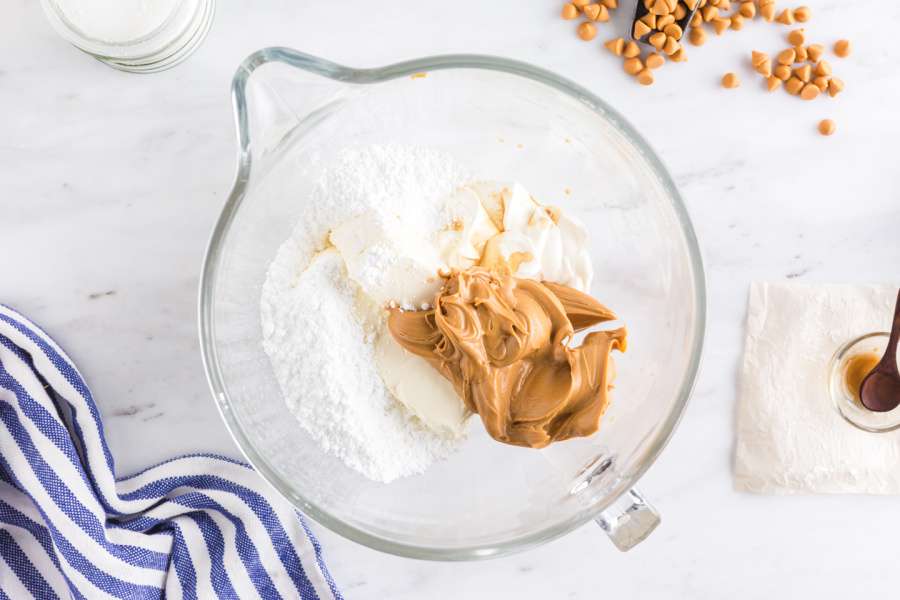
xmin=859 ymin=290 xmax=900 ymax=412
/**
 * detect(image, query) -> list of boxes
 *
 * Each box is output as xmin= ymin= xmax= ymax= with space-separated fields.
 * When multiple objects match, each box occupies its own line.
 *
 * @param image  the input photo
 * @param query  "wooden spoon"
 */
xmin=859 ymin=289 xmax=900 ymax=412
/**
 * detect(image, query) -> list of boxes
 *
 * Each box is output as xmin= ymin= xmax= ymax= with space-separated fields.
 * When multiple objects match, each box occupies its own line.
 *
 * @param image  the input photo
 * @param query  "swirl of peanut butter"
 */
xmin=388 ymin=268 xmax=626 ymax=448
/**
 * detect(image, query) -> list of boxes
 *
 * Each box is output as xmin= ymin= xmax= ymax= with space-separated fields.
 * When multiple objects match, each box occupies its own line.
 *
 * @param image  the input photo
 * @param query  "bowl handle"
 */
xmin=594 ymin=488 xmax=660 ymax=551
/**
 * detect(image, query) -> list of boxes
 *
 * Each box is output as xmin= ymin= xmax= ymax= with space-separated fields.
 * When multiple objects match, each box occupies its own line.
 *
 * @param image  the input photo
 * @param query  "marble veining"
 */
xmin=3 ymin=1 xmax=900 ymax=598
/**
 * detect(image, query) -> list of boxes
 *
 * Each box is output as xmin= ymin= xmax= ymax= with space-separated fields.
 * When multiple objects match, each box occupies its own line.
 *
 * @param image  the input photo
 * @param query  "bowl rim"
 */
xmin=198 ymin=47 xmax=707 ymax=560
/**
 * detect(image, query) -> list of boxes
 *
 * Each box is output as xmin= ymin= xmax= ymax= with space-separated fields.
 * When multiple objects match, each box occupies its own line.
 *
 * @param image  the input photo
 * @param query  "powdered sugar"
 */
xmin=260 ymin=144 xmax=469 ymax=482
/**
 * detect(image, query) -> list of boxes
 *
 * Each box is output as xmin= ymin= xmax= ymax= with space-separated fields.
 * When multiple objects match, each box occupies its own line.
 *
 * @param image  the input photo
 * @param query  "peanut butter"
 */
xmin=388 ymin=268 xmax=626 ymax=448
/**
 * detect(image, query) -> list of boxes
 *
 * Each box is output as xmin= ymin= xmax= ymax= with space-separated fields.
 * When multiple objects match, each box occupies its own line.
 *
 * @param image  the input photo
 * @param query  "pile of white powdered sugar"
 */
xmin=260 ymin=145 xmax=469 ymax=482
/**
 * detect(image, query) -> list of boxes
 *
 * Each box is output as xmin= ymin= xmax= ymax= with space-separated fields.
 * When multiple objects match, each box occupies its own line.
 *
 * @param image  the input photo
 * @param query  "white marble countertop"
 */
xmin=4 ymin=1 xmax=900 ymax=598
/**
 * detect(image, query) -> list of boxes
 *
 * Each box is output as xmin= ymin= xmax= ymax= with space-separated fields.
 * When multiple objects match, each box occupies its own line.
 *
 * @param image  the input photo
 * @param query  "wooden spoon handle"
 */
xmin=885 ymin=289 xmax=900 ymax=371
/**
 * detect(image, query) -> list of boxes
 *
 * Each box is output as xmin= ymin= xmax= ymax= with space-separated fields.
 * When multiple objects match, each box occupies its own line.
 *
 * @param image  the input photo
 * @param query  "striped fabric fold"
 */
xmin=0 ymin=305 xmax=342 ymax=600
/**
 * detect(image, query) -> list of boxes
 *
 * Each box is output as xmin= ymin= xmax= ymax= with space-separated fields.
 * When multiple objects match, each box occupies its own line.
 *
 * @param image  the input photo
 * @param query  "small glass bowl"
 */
xmin=828 ymin=332 xmax=900 ymax=432
xmin=40 ymin=0 xmax=215 ymax=73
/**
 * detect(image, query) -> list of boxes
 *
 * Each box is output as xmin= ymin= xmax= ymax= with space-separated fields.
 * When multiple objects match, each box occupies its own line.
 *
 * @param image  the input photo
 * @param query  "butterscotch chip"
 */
xmin=600 ymin=0 xmax=618 ymax=7
xmin=754 ymin=58 xmax=772 ymax=77
xmin=674 ymin=3 xmax=687 ymax=19
xmin=573 ymin=0 xmax=590 ymax=6
xmin=690 ymin=11 xmax=703 ymax=27
xmin=777 ymin=48 xmax=796 ymax=65
xmin=739 ymin=1 xmax=756 ymax=18
xmin=793 ymin=64 xmax=811 ymax=82
xmin=807 ymin=44 xmax=824 ymax=62
xmin=766 ymin=76 xmax=782 ymax=91
xmin=663 ymin=36 xmax=681 ymax=55
xmin=751 ymin=50 xmax=768 ymax=67
xmin=623 ymin=40 xmax=641 ymax=57
xmin=649 ymin=31 xmax=667 ymax=49
xmin=775 ymin=9 xmax=794 ymax=25
xmin=813 ymin=76 xmax=829 ymax=92
xmin=719 ymin=0 xmax=732 ymax=9
xmin=650 ymin=0 xmax=673 ymax=15
xmin=794 ymin=45 xmax=808 ymax=63
xmin=634 ymin=20 xmax=652 ymax=38
xmin=624 ymin=57 xmax=644 ymax=75
xmin=701 ymin=5 xmax=718 ymax=21
xmin=596 ymin=5 xmax=611 ymax=21
xmin=800 ymin=83 xmax=820 ymax=100
xmin=794 ymin=5 xmax=810 ymax=22
xmin=664 ymin=23 xmax=684 ymax=38
xmin=577 ymin=21 xmax=598 ymax=40
xmin=785 ymin=76 xmax=804 ymax=95
xmin=814 ymin=60 xmax=832 ymax=77
xmin=787 ymin=29 xmax=805 ymax=46
xmin=605 ymin=37 xmax=626 ymax=55
xmin=773 ymin=64 xmax=792 ymax=80
xmin=646 ymin=52 xmax=666 ymax=69
xmin=730 ymin=14 xmax=744 ymax=30
xmin=711 ymin=17 xmax=730 ymax=35
xmin=583 ymin=3 xmax=601 ymax=20
xmin=657 ymin=14 xmax=676 ymax=29
xmin=689 ymin=26 xmax=707 ymax=46
xmin=827 ymin=77 xmax=844 ymax=97
xmin=664 ymin=0 xmax=678 ymax=10
xmin=683 ymin=0 xmax=700 ymax=9
xmin=759 ymin=0 xmax=776 ymax=22
xmin=818 ymin=119 xmax=836 ymax=136
xmin=562 ymin=3 xmax=579 ymax=19
xmin=670 ymin=47 xmax=688 ymax=61
xmin=721 ymin=72 xmax=740 ymax=88
xmin=636 ymin=68 xmax=655 ymax=85
xmin=641 ymin=13 xmax=657 ymax=28
xmin=834 ymin=39 xmax=851 ymax=58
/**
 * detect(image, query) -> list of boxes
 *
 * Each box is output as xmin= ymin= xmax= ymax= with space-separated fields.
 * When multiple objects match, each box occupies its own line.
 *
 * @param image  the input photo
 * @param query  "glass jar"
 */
xmin=40 ymin=0 xmax=215 ymax=73
xmin=828 ymin=332 xmax=900 ymax=432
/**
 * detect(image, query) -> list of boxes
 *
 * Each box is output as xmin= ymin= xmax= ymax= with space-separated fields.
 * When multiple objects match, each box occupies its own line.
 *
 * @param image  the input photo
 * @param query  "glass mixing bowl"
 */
xmin=199 ymin=48 xmax=706 ymax=559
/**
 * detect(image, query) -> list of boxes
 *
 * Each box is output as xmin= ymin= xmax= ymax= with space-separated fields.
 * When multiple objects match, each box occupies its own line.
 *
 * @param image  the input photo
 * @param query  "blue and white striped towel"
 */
xmin=0 ymin=304 xmax=342 ymax=600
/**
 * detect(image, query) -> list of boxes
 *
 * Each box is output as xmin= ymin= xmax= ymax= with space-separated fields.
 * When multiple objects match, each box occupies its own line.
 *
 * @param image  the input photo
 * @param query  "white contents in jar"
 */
xmin=54 ymin=0 xmax=182 ymax=43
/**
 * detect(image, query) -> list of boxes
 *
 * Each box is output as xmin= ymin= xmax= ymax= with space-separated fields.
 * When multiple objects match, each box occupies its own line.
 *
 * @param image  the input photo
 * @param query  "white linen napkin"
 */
xmin=734 ymin=282 xmax=900 ymax=494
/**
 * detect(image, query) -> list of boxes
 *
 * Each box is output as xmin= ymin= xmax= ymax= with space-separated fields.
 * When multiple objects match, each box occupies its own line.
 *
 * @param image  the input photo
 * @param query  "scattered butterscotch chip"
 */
xmin=787 ymin=29 xmax=805 ymax=46
xmin=827 ymin=77 xmax=844 ymax=97
xmin=690 ymin=11 xmax=703 ymax=27
xmin=794 ymin=45 xmax=808 ymax=63
xmin=818 ymin=119 xmax=836 ymax=136
xmin=663 ymin=36 xmax=681 ymax=55
xmin=793 ymin=64 xmax=811 ymax=82
xmin=562 ymin=3 xmax=579 ymax=19
xmin=573 ymin=0 xmax=590 ymax=6
xmin=583 ymin=3 xmax=601 ymax=20
xmin=649 ymin=31 xmax=667 ymax=49
xmin=636 ymin=68 xmax=655 ymax=85
xmin=720 ymin=0 xmax=733 ymax=9
xmin=701 ymin=5 xmax=719 ymax=21
xmin=834 ymin=39 xmax=851 ymax=58
xmin=722 ymin=72 xmax=740 ymax=88
xmin=813 ymin=76 xmax=829 ymax=92
xmin=814 ymin=60 xmax=832 ymax=77
xmin=634 ymin=20 xmax=652 ymax=38
xmin=777 ymin=48 xmax=796 ymax=65
xmin=751 ymin=50 xmax=768 ymax=67
xmin=775 ymin=9 xmax=794 ymax=25
xmin=578 ymin=21 xmax=598 ymax=40
xmin=755 ymin=58 xmax=772 ymax=77
xmin=596 ymin=5 xmax=611 ymax=21
xmin=664 ymin=23 xmax=683 ymax=39
xmin=674 ymin=3 xmax=687 ymax=20
xmin=600 ymin=0 xmax=618 ymax=8
xmin=671 ymin=47 xmax=688 ymax=61
xmin=657 ymin=14 xmax=676 ymax=29
xmin=684 ymin=0 xmax=700 ymax=9
xmin=759 ymin=0 xmax=776 ymax=22
xmin=645 ymin=52 xmax=666 ymax=69
xmin=773 ymin=64 xmax=792 ymax=80
xmin=739 ymin=1 xmax=756 ymax=18
xmin=794 ymin=5 xmax=811 ymax=22
xmin=624 ymin=56 xmax=644 ymax=75
xmin=605 ymin=38 xmax=625 ymax=55
xmin=800 ymin=83 xmax=820 ymax=100
xmin=730 ymin=14 xmax=745 ymax=30
xmin=689 ymin=26 xmax=707 ymax=46
xmin=623 ymin=40 xmax=641 ymax=58
xmin=711 ymin=17 xmax=731 ymax=35
xmin=785 ymin=76 xmax=804 ymax=95
xmin=766 ymin=75 xmax=783 ymax=91
xmin=807 ymin=44 xmax=824 ymax=62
